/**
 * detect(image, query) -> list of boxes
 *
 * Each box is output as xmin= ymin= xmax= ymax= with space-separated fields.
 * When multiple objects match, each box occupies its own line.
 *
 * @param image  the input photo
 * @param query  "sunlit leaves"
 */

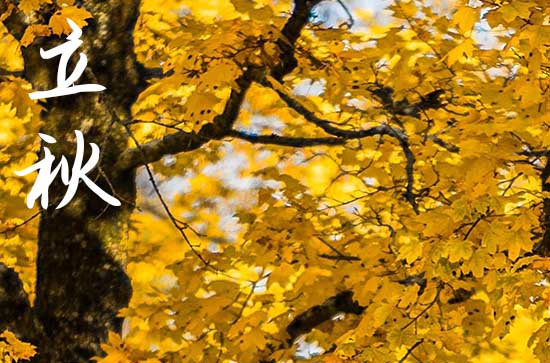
xmin=48 ymin=6 xmax=93 ymax=35
xmin=0 ymin=330 xmax=37 ymax=362
xmin=18 ymin=0 xmax=51 ymax=14
xmin=3 ymin=0 xmax=550 ymax=361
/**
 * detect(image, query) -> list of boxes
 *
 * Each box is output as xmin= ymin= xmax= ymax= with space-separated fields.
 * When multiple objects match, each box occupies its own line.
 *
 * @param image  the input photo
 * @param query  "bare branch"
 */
xmin=520 ymin=149 xmax=550 ymax=157
xmin=116 ymin=129 xmax=208 ymax=171
xmin=122 ymin=123 xmax=211 ymax=267
xmin=336 ymin=0 xmax=354 ymax=29
xmin=261 ymin=76 xmax=419 ymax=212
xmin=428 ymin=134 xmax=459 ymax=153
xmin=0 ymin=211 xmax=40 ymax=236
xmin=318 ymin=253 xmax=360 ymax=261
xmin=138 ymin=67 xmax=168 ymax=80
xmin=315 ymin=235 xmax=359 ymax=261
xmin=286 ymin=290 xmax=364 ymax=343
xmin=273 ymin=0 xmax=323 ymax=80
xmin=229 ymin=129 xmax=345 ymax=147
xmin=0 ymin=68 xmax=24 ymax=78
xmin=399 ymin=339 xmax=424 ymax=363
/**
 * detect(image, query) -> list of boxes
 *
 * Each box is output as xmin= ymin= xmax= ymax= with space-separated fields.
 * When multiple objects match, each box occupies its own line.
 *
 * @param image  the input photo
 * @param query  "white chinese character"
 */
xmin=28 ymin=18 xmax=105 ymax=100
xmin=15 ymin=131 xmax=121 ymax=209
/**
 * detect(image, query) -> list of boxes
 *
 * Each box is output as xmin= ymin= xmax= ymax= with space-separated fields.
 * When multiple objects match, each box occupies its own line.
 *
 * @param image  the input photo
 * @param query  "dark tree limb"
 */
xmin=286 ymin=290 xmax=364 ymax=343
xmin=229 ymin=129 xmax=345 ymax=147
xmin=121 ymin=123 xmax=210 ymax=266
xmin=516 ymin=147 xmax=550 ymax=256
xmin=272 ymin=0 xmax=322 ymax=80
xmin=0 ymin=69 xmax=24 ymax=78
xmin=118 ymin=0 xmax=323 ymax=170
xmin=260 ymin=76 xmax=419 ymax=212
xmin=428 ymin=134 xmax=459 ymax=153
xmin=318 ymin=253 xmax=360 ymax=261
xmin=520 ymin=150 xmax=550 ymax=157
xmin=116 ymin=128 xmax=208 ymax=171
xmin=336 ymin=0 xmax=354 ymax=29
xmin=398 ymin=339 xmax=424 ymax=363
xmin=139 ymin=67 xmax=165 ymax=80
xmin=534 ymin=157 xmax=550 ymax=256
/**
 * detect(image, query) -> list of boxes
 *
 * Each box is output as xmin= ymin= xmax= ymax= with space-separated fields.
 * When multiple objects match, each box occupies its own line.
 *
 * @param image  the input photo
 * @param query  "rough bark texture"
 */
xmin=537 ymin=158 xmax=550 ymax=256
xmin=32 ymin=2 xmax=143 ymax=361
xmin=0 ymin=263 xmax=35 ymax=336
xmin=1 ymin=0 xmax=144 ymax=361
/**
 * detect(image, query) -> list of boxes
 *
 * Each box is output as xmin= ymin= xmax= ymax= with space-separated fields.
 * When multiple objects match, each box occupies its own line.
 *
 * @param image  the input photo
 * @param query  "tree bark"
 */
xmin=536 ymin=158 xmax=550 ymax=256
xmin=1 ymin=0 xmax=144 ymax=361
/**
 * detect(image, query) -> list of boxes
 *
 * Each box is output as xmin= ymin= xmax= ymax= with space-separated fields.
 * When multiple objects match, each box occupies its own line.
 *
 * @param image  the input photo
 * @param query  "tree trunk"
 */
xmin=2 ymin=0 xmax=145 ymax=361
xmin=536 ymin=159 xmax=550 ymax=256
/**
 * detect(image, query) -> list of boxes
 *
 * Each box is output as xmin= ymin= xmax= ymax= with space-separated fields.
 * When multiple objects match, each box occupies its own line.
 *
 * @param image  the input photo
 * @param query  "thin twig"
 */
xmin=401 ymin=284 xmax=442 ymax=331
xmin=0 ymin=211 xmax=40 ymax=236
xmin=122 ymin=123 xmax=210 ymax=267
xmin=261 ymin=76 xmax=419 ymax=213
xmin=336 ymin=0 xmax=354 ymax=28
xmin=315 ymin=235 xmax=358 ymax=261
xmin=398 ymin=339 xmax=424 ymax=363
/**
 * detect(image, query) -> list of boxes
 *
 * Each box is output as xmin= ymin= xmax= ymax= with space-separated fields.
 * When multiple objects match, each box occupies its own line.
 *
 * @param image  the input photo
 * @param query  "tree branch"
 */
xmin=534 ymin=157 xmax=550 ymax=256
xmin=286 ymin=290 xmax=364 ymax=343
xmin=137 ymin=67 xmax=169 ymax=80
xmin=399 ymin=339 xmax=424 ymax=363
xmin=118 ymin=0 xmax=322 ymax=170
xmin=229 ymin=129 xmax=345 ymax=147
xmin=122 ymin=123 xmax=211 ymax=266
xmin=428 ymin=134 xmax=459 ymax=153
xmin=272 ymin=0 xmax=322 ymax=80
xmin=520 ymin=149 xmax=550 ymax=157
xmin=115 ymin=128 xmax=208 ymax=171
xmin=336 ymin=0 xmax=354 ymax=29
xmin=0 ymin=212 xmax=40 ymax=236
xmin=261 ymin=76 xmax=419 ymax=212
xmin=0 ymin=69 xmax=24 ymax=78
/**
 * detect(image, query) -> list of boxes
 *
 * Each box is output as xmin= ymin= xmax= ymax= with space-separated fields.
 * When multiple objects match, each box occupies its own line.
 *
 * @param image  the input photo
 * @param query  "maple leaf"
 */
xmin=18 ymin=0 xmax=52 ymax=14
xmin=49 ymin=6 xmax=93 ymax=35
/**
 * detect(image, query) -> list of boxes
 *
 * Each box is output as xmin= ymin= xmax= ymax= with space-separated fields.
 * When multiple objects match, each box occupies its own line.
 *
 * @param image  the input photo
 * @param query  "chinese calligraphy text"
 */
xmin=15 ymin=131 xmax=121 ymax=209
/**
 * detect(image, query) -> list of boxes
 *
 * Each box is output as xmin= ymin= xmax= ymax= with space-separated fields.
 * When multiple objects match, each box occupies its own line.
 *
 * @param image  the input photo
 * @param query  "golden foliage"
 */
xmin=3 ymin=0 xmax=550 ymax=362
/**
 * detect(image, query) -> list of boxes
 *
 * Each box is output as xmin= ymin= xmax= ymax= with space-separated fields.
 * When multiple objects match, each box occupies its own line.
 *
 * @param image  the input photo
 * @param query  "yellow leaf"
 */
xmin=19 ymin=0 xmax=51 ymax=14
xmin=463 ymin=249 xmax=486 ymax=278
xmin=49 ymin=6 xmax=93 ymax=35
xmin=399 ymin=0 xmax=417 ymax=18
xmin=514 ymin=80 xmax=543 ymax=107
xmin=0 ymin=330 xmax=37 ymax=361
xmin=452 ymin=6 xmax=479 ymax=36
xmin=499 ymin=1 xmax=532 ymax=23
xmin=444 ymin=238 xmax=473 ymax=263
xmin=398 ymin=239 xmax=424 ymax=264
xmin=0 ymin=25 xmax=23 ymax=71
xmin=446 ymin=38 xmax=475 ymax=66
xmin=20 ymin=24 xmax=52 ymax=47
